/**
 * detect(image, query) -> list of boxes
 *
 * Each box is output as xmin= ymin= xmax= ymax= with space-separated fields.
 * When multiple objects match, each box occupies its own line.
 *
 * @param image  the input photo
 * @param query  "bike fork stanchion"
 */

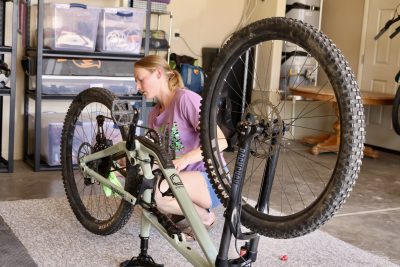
xmin=216 ymin=123 xmax=263 ymax=267
xmin=256 ymin=133 xmax=280 ymax=213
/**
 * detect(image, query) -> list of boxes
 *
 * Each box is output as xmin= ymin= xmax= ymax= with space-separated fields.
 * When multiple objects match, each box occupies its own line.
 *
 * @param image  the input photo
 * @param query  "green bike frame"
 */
xmin=79 ymin=138 xmax=218 ymax=267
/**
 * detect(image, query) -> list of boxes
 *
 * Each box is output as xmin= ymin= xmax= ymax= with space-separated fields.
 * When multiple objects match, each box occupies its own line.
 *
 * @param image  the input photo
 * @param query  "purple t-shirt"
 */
xmin=148 ymin=88 xmax=205 ymax=172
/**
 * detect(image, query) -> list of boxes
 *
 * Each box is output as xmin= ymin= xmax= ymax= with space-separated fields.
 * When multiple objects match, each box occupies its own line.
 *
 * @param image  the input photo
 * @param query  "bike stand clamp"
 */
xmin=120 ymin=236 xmax=164 ymax=267
xmin=120 ymin=255 xmax=163 ymax=267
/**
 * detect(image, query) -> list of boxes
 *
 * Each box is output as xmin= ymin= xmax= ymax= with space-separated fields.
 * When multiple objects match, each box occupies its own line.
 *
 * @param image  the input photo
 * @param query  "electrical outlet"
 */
xmin=173 ymin=29 xmax=180 ymax=38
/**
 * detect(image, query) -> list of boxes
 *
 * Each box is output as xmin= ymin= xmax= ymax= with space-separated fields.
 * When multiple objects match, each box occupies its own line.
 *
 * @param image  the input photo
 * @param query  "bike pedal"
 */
xmin=112 ymin=100 xmax=138 ymax=126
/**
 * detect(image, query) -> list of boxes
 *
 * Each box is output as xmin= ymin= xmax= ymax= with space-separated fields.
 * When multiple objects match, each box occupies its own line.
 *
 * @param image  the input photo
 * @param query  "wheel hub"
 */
xmin=243 ymin=99 xmax=286 ymax=157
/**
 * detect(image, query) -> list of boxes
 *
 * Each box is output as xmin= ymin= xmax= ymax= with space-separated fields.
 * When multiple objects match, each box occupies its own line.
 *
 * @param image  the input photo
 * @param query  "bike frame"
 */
xmin=79 ymin=138 xmax=218 ymax=266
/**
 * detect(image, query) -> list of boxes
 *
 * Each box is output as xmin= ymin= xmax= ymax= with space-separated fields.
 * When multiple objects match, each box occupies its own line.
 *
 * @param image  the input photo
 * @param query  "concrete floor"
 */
xmin=0 ymin=150 xmax=399 ymax=265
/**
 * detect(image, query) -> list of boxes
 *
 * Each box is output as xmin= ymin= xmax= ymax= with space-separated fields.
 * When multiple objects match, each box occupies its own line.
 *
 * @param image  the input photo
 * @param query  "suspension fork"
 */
xmin=256 ymin=133 xmax=281 ymax=213
xmin=216 ymin=122 xmax=263 ymax=267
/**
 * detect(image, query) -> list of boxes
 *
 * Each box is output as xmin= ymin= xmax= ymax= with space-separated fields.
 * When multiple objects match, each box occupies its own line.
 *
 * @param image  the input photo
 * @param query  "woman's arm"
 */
xmin=172 ymin=147 xmax=202 ymax=173
xmin=173 ymin=126 xmax=228 ymax=172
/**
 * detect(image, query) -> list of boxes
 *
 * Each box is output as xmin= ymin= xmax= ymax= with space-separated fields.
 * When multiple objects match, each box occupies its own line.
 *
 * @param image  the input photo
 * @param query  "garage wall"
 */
xmin=166 ymin=1 xmax=247 ymax=58
xmin=320 ymin=0 xmax=365 ymax=73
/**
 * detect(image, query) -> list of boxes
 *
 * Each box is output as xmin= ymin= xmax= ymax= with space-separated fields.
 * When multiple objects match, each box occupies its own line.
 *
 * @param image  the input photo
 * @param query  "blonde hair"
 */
xmin=134 ymin=55 xmax=184 ymax=92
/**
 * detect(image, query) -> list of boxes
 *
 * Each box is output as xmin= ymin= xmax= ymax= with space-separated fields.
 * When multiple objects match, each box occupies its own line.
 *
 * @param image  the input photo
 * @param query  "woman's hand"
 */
xmin=172 ymin=156 xmax=190 ymax=173
xmin=171 ymin=147 xmax=203 ymax=173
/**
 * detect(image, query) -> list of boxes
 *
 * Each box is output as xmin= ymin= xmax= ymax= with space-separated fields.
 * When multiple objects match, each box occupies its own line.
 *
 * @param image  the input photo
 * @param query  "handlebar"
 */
xmin=375 ymin=3 xmax=400 ymax=40
xmin=374 ymin=14 xmax=400 ymax=40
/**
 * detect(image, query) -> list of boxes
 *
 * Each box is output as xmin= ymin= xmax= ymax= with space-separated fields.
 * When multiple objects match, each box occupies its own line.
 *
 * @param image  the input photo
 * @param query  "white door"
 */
xmin=359 ymin=0 xmax=400 ymax=151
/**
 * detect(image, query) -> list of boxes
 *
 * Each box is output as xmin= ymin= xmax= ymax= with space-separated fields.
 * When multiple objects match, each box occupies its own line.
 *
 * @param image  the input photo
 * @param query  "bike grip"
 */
xmin=374 ymin=29 xmax=386 ymax=40
xmin=389 ymin=26 xmax=400 ymax=39
xmin=375 ymin=18 xmax=397 ymax=40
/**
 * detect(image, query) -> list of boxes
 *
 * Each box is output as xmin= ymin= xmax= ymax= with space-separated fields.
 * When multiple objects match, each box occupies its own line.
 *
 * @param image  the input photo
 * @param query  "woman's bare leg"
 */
xmin=154 ymin=171 xmax=215 ymax=226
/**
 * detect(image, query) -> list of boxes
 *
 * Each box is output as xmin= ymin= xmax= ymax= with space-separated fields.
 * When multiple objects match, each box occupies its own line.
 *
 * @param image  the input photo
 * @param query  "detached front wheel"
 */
xmin=200 ymin=17 xmax=365 ymax=238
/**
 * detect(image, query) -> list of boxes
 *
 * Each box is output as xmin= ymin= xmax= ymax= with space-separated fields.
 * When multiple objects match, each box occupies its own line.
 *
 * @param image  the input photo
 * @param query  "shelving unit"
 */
xmin=0 ymin=0 xmax=18 ymax=173
xmin=151 ymin=10 xmax=172 ymax=61
xmin=128 ymin=0 xmax=172 ymax=59
xmin=23 ymin=0 xmax=154 ymax=171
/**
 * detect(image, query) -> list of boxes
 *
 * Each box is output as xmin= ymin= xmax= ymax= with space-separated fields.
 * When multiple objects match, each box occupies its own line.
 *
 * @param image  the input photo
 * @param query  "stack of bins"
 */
xmin=39 ymin=4 xmax=143 ymax=96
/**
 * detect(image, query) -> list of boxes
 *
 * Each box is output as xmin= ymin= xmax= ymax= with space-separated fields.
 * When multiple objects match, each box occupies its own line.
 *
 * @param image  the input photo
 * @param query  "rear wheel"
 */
xmin=61 ymin=88 xmax=136 ymax=235
xmin=200 ymin=18 xmax=365 ymax=238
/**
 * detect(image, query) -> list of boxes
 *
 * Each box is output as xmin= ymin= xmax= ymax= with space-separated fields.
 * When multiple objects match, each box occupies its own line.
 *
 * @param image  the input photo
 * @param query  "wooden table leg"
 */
xmin=301 ymin=107 xmax=379 ymax=158
xmin=300 ymin=120 xmax=340 ymax=155
xmin=363 ymin=146 xmax=379 ymax=158
xmin=290 ymin=86 xmax=392 ymax=159
xmin=310 ymin=120 xmax=340 ymax=155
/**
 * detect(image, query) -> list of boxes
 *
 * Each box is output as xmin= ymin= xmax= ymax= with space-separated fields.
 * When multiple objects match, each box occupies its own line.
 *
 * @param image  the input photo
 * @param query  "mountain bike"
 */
xmin=374 ymin=5 xmax=400 ymax=135
xmin=61 ymin=17 xmax=364 ymax=266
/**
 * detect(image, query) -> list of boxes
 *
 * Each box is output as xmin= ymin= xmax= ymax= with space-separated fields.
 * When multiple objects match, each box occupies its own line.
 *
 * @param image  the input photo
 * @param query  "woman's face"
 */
xmin=134 ymin=67 xmax=159 ymax=99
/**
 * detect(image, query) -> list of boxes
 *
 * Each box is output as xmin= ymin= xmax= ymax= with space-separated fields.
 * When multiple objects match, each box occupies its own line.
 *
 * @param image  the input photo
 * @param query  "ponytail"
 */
xmin=168 ymin=69 xmax=184 ymax=92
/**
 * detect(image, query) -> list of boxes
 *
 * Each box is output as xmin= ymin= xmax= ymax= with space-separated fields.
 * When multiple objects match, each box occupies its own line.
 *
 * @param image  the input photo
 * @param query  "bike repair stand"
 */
xmin=216 ymin=121 xmax=268 ymax=267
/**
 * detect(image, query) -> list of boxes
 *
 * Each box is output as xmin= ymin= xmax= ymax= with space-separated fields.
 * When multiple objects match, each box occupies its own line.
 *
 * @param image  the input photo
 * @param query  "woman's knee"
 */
xmin=179 ymin=171 xmax=212 ymax=209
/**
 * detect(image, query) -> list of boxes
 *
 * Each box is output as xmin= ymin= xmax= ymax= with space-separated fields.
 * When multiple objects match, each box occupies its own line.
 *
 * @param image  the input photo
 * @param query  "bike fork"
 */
xmin=216 ymin=123 xmax=263 ymax=267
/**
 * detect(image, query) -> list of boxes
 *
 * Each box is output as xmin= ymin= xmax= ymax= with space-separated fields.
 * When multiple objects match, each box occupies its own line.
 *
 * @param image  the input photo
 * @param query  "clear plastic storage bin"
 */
xmin=43 ymin=3 xmax=101 ymax=51
xmin=97 ymin=7 xmax=145 ymax=53
xmin=28 ymin=113 xmax=123 ymax=166
xmin=29 ymin=75 xmax=137 ymax=96
xmin=28 ymin=112 xmax=91 ymax=166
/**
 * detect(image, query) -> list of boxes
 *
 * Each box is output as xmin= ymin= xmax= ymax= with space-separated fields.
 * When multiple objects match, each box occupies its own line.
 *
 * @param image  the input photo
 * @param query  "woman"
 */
xmin=134 ymin=55 xmax=227 ymax=235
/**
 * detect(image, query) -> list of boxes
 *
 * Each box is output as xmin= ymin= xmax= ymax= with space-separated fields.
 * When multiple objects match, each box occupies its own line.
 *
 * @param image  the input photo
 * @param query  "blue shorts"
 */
xmin=200 ymin=172 xmax=221 ymax=209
